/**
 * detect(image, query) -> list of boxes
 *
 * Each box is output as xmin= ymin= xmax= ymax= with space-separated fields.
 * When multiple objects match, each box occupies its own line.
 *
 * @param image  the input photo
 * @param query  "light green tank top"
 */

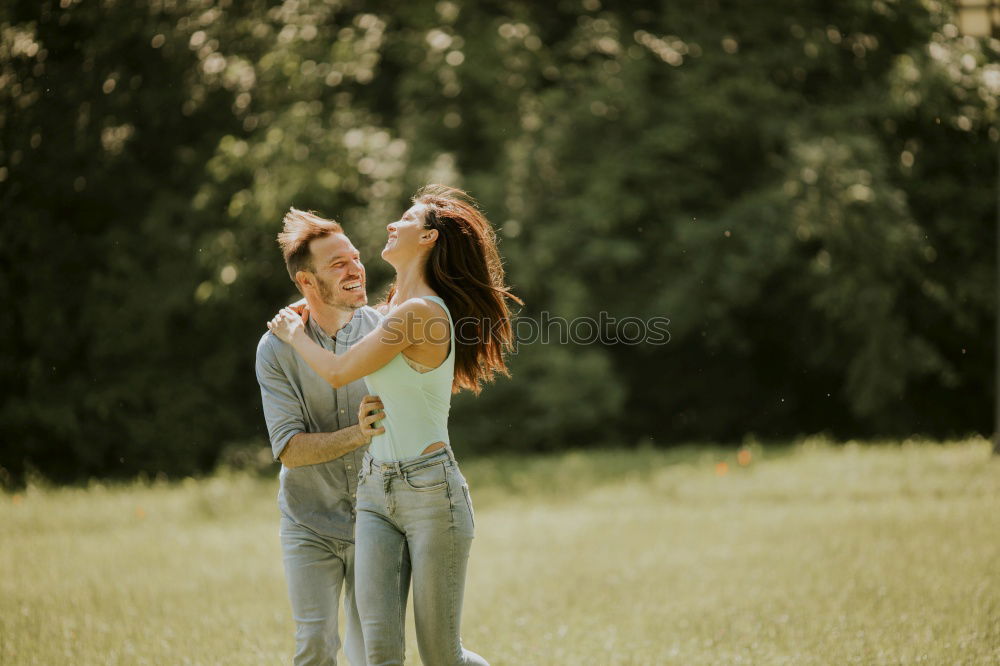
xmin=364 ymin=295 xmax=455 ymax=461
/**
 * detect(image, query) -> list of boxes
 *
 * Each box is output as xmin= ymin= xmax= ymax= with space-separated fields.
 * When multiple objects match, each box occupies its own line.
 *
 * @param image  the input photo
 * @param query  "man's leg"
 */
xmin=280 ymin=517 xmax=349 ymax=666
xmin=341 ymin=541 xmax=367 ymax=666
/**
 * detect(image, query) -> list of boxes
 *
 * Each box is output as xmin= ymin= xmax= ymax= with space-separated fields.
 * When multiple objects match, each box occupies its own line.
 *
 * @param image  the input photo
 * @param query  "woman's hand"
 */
xmin=288 ymin=299 xmax=310 ymax=323
xmin=267 ymin=307 xmax=307 ymax=344
xmin=358 ymin=394 xmax=386 ymax=441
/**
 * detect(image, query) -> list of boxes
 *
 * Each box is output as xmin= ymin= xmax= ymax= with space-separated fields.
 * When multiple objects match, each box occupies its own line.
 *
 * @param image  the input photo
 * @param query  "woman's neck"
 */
xmin=390 ymin=256 xmax=433 ymax=304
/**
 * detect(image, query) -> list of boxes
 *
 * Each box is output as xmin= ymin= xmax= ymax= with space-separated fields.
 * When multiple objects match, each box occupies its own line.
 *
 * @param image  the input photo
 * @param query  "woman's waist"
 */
xmin=371 ymin=401 xmax=449 ymax=432
xmin=363 ymin=442 xmax=457 ymax=473
xmin=369 ymin=426 xmax=450 ymax=459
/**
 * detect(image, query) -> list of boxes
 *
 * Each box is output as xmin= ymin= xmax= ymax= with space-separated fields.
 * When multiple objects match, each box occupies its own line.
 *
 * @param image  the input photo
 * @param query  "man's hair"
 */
xmin=277 ymin=208 xmax=343 ymax=286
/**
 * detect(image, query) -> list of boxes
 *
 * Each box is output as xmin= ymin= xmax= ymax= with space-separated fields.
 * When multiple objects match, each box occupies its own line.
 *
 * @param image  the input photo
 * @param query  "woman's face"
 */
xmin=382 ymin=202 xmax=435 ymax=262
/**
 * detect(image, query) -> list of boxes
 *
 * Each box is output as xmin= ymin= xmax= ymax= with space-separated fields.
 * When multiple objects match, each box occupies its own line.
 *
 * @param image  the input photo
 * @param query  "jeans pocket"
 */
xmin=461 ymin=484 xmax=475 ymax=528
xmin=402 ymin=462 xmax=448 ymax=491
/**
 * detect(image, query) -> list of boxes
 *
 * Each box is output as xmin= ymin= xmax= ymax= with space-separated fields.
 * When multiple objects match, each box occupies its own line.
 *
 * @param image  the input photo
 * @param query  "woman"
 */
xmin=267 ymin=185 xmax=520 ymax=665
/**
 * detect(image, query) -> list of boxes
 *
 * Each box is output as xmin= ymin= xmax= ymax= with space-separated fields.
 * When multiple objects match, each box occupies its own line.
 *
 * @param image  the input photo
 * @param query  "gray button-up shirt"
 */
xmin=255 ymin=305 xmax=383 ymax=541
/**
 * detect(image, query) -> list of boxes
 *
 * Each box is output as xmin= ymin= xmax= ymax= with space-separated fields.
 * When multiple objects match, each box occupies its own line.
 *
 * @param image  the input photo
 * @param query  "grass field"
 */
xmin=2 ymin=438 xmax=998 ymax=665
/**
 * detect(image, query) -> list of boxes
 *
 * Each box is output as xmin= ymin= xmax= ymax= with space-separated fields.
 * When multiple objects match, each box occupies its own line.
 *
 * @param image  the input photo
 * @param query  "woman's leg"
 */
xmin=404 ymin=466 xmax=487 ymax=666
xmin=355 ymin=484 xmax=411 ymax=666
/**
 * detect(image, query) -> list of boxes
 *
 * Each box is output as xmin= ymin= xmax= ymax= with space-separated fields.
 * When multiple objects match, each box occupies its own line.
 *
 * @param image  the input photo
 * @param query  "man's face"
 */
xmin=303 ymin=232 xmax=367 ymax=310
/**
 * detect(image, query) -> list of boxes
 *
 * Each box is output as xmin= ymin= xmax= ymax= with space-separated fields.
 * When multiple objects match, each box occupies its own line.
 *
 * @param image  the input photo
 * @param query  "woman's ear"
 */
xmin=420 ymin=228 xmax=439 ymax=245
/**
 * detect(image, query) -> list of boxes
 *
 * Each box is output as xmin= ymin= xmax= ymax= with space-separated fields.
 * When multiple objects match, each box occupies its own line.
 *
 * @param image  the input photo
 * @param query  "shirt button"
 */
xmin=347 ymin=465 xmax=353 ymax=471
xmin=339 ymin=409 xmax=345 ymax=414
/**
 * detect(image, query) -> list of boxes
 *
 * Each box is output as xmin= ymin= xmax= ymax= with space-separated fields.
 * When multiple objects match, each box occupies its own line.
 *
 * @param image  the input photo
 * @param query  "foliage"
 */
xmin=0 ymin=0 xmax=996 ymax=483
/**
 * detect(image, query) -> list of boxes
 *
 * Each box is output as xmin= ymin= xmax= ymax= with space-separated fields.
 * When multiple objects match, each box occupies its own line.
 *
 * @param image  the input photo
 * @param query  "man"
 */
xmin=255 ymin=208 xmax=382 ymax=666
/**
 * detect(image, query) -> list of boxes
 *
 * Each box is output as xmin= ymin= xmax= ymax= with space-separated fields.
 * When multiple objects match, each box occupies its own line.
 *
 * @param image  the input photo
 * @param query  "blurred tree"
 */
xmin=0 ymin=0 xmax=995 ymax=485
xmin=0 ymin=0 xmax=266 ymax=483
xmin=431 ymin=0 xmax=998 ymax=444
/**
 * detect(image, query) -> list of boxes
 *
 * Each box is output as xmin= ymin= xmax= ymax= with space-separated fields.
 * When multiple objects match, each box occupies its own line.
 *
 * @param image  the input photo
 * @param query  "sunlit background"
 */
xmin=3 ymin=2 xmax=1000 ymax=664
xmin=2 ymin=0 xmax=998 ymax=481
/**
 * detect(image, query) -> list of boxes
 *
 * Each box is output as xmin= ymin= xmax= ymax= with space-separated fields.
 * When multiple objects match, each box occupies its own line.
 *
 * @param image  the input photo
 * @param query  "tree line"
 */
xmin=1 ymin=0 xmax=996 ymax=485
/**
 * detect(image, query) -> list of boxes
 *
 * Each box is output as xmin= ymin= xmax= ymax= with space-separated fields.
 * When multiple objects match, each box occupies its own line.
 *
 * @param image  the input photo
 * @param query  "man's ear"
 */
xmin=294 ymin=270 xmax=313 ymax=293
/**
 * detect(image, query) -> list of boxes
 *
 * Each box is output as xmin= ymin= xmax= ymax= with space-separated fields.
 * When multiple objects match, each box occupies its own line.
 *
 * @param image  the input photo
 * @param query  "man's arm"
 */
xmin=257 ymin=333 xmax=370 ymax=468
xmin=279 ymin=426 xmax=368 ymax=468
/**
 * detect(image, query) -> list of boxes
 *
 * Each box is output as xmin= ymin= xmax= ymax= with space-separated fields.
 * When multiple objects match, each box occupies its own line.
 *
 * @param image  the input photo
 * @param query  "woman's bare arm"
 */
xmin=267 ymin=298 xmax=443 ymax=388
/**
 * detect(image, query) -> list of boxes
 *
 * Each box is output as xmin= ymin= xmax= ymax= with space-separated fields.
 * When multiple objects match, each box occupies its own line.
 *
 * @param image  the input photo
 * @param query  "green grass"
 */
xmin=2 ymin=438 xmax=999 ymax=665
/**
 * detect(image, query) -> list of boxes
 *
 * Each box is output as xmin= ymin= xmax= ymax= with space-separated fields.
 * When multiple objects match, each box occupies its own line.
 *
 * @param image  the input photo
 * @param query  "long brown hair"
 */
xmin=387 ymin=184 xmax=522 ymax=394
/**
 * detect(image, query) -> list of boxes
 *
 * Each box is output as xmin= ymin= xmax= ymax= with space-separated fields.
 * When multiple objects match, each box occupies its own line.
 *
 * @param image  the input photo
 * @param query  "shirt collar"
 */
xmin=307 ymin=308 xmax=361 ymax=343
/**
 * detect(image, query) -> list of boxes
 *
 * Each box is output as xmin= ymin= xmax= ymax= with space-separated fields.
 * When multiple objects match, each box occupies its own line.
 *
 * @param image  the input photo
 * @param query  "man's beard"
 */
xmin=317 ymin=276 xmax=365 ymax=310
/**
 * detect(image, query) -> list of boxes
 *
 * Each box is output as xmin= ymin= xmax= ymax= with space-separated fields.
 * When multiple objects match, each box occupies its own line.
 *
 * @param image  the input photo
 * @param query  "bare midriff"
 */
xmin=421 ymin=441 xmax=446 ymax=455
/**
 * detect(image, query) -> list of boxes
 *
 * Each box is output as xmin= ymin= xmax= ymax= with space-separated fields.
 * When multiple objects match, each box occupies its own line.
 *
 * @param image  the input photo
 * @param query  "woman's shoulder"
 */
xmin=384 ymin=293 xmax=443 ymax=310
xmin=371 ymin=298 xmax=440 ymax=316
xmin=383 ymin=297 xmax=450 ymax=341
xmin=391 ymin=295 xmax=447 ymax=318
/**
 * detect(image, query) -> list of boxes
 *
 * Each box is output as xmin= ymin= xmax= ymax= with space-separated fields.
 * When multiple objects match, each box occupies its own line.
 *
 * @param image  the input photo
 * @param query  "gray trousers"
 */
xmin=280 ymin=516 xmax=366 ymax=666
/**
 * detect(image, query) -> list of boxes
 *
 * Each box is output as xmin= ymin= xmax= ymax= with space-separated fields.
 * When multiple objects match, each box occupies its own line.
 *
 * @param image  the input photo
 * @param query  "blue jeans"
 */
xmin=280 ymin=517 xmax=366 ymax=666
xmin=355 ymin=446 xmax=488 ymax=666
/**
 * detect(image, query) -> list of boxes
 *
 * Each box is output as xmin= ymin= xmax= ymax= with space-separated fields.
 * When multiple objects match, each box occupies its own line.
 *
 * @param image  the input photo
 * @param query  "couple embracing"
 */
xmin=255 ymin=185 xmax=519 ymax=666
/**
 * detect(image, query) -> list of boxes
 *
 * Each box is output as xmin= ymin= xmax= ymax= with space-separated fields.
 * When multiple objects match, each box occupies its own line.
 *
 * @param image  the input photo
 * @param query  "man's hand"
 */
xmin=268 ymin=307 xmax=307 ymax=344
xmin=358 ymin=394 xmax=386 ymax=440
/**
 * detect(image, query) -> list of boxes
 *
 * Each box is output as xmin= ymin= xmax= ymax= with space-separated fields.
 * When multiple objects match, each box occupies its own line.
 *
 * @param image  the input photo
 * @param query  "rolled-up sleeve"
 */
xmin=255 ymin=335 xmax=305 ymax=461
